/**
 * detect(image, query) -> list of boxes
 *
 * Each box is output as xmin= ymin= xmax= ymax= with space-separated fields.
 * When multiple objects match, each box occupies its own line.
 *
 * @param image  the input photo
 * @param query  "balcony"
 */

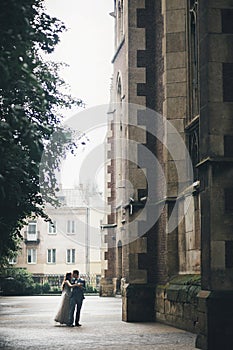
xmin=24 ymin=231 xmax=40 ymax=244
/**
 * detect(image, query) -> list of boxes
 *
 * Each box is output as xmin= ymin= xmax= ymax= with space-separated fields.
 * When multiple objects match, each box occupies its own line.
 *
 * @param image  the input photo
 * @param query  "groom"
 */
xmin=68 ymin=269 xmax=86 ymax=327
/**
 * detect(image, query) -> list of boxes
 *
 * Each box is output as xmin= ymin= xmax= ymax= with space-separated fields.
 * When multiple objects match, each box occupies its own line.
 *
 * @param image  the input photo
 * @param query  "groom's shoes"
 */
xmin=75 ymin=323 xmax=82 ymax=327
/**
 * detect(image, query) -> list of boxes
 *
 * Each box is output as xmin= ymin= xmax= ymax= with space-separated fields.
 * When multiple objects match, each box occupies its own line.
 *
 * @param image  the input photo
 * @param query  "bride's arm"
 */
xmin=61 ymin=278 xmax=66 ymax=290
xmin=64 ymin=280 xmax=80 ymax=288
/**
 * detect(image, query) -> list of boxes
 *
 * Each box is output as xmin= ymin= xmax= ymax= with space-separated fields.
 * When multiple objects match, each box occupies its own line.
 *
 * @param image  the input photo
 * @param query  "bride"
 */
xmin=54 ymin=272 xmax=79 ymax=325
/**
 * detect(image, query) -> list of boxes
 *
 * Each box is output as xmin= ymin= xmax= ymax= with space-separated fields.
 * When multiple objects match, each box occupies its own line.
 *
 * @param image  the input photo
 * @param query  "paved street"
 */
xmin=0 ymin=295 xmax=197 ymax=349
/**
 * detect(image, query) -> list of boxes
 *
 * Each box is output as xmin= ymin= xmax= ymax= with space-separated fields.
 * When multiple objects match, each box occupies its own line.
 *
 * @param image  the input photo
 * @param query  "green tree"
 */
xmin=0 ymin=267 xmax=35 ymax=295
xmin=0 ymin=0 xmax=83 ymax=263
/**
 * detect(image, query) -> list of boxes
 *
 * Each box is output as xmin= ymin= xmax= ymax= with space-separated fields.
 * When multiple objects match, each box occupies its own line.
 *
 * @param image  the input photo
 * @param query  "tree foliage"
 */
xmin=0 ymin=0 xmax=83 ymax=263
xmin=0 ymin=267 xmax=35 ymax=295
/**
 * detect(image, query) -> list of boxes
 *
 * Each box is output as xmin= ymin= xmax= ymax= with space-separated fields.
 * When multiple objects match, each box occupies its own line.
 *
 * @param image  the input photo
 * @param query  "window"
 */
xmin=188 ymin=125 xmax=199 ymax=181
xmin=225 ymin=241 xmax=233 ymax=268
xmin=224 ymin=188 xmax=233 ymax=213
xmin=48 ymin=221 xmax=57 ymax=234
xmin=8 ymin=257 xmax=17 ymax=264
xmin=47 ymin=249 xmax=56 ymax=264
xmin=27 ymin=248 xmax=37 ymax=264
xmin=222 ymin=9 xmax=233 ymax=34
xmin=188 ymin=0 xmax=199 ymax=120
xmin=27 ymin=221 xmax=36 ymax=235
xmin=186 ymin=1 xmax=200 ymax=181
xmin=28 ymin=221 xmax=36 ymax=234
xmin=67 ymin=220 xmax=75 ymax=234
xmin=66 ymin=249 xmax=75 ymax=264
xmin=223 ymin=63 xmax=233 ymax=102
xmin=224 ymin=135 xmax=233 ymax=157
xmin=27 ymin=221 xmax=37 ymax=241
xmin=115 ymin=0 xmax=124 ymax=46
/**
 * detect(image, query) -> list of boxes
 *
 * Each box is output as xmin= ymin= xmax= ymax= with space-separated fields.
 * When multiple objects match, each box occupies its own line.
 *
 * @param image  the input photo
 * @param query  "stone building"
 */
xmin=13 ymin=187 xmax=103 ymax=289
xmin=100 ymin=1 xmax=233 ymax=349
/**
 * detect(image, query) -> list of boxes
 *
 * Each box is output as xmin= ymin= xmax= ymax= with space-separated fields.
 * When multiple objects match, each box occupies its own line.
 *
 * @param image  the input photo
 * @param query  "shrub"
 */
xmin=33 ymin=283 xmax=42 ymax=294
xmin=85 ymin=285 xmax=98 ymax=294
xmin=42 ymin=282 xmax=50 ymax=293
xmin=0 ymin=267 xmax=34 ymax=295
xmin=51 ymin=286 xmax=61 ymax=294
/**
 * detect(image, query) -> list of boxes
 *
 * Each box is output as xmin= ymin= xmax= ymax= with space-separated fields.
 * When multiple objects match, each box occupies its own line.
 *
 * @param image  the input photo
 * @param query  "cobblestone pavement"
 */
xmin=0 ymin=295 xmax=197 ymax=350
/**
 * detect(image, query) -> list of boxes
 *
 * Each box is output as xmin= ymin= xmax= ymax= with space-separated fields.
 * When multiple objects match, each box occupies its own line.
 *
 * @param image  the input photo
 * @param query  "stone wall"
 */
xmin=99 ymin=277 xmax=115 ymax=297
xmin=122 ymin=281 xmax=156 ymax=322
xmin=156 ymin=274 xmax=201 ymax=333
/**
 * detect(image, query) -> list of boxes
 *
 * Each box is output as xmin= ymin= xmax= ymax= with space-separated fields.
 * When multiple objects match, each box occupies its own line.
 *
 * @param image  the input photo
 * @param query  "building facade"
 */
xmin=100 ymin=1 xmax=233 ymax=349
xmin=14 ymin=187 xmax=103 ymax=289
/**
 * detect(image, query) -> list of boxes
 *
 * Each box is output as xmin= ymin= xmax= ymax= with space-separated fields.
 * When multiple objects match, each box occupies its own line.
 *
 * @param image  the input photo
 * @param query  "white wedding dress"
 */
xmin=54 ymin=284 xmax=71 ymax=325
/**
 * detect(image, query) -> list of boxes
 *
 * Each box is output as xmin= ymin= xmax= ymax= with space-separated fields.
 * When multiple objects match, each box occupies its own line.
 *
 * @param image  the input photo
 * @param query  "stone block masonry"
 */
xmin=156 ymin=275 xmax=201 ymax=333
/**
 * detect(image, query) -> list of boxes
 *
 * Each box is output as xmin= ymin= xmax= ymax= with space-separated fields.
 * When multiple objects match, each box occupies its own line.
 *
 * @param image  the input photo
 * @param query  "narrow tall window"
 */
xmin=48 ymin=221 xmax=56 ymax=234
xmin=66 ymin=249 xmax=75 ymax=264
xmin=225 ymin=241 xmax=233 ymax=268
xmin=47 ymin=249 xmax=56 ymax=263
xmin=223 ymin=63 xmax=233 ymax=102
xmin=116 ymin=0 xmax=124 ymax=46
xmin=67 ymin=220 xmax=75 ymax=234
xmin=115 ymin=75 xmax=125 ymax=208
xmin=27 ymin=221 xmax=37 ymax=241
xmin=189 ymin=0 xmax=199 ymax=120
xmin=27 ymin=248 xmax=37 ymax=264
xmin=188 ymin=126 xmax=199 ymax=181
xmin=222 ymin=9 xmax=233 ymax=34
xmin=28 ymin=221 xmax=36 ymax=234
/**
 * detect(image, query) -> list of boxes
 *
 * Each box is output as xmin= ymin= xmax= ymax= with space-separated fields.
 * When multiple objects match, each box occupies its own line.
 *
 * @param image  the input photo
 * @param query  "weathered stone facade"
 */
xmin=100 ymin=1 xmax=233 ymax=349
xmin=156 ymin=275 xmax=201 ymax=332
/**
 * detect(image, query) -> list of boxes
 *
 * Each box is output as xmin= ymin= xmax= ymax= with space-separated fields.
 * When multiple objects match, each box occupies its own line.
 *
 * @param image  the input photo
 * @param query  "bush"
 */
xmin=51 ymin=286 xmax=61 ymax=294
xmin=42 ymin=282 xmax=50 ymax=293
xmin=0 ymin=267 xmax=34 ymax=295
xmin=85 ymin=285 xmax=98 ymax=294
xmin=33 ymin=283 xmax=42 ymax=294
xmin=0 ymin=268 xmax=99 ymax=296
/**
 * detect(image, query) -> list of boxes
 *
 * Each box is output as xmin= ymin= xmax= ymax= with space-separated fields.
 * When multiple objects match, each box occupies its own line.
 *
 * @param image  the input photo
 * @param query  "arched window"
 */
xmin=117 ymin=75 xmax=122 ymax=102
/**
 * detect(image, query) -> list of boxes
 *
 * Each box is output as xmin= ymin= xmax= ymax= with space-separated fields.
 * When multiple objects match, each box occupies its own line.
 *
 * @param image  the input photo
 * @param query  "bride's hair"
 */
xmin=65 ymin=272 xmax=72 ymax=281
xmin=61 ymin=272 xmax=72 ymax=289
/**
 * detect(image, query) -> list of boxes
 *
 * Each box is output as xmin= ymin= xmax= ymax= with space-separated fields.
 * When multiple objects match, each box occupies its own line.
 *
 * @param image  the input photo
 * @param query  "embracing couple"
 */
xmin=54 ymin=269 xmax=86 ymax=327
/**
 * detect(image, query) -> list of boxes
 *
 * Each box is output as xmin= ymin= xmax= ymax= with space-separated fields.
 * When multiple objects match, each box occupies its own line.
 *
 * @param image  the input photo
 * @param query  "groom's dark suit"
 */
xmin=68 ymin=277 xmax=86 ymax=326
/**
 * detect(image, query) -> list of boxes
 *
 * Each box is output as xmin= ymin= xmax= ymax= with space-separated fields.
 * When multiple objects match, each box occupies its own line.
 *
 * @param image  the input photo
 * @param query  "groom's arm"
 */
xmin=82 ymin=280 xmax=86 ymax=292
xmin=78 ymin=279 xmax=86 ymax=291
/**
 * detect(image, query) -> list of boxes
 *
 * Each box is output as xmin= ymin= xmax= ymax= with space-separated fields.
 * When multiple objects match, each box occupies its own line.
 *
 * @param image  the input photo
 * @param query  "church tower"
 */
xmin=100 ymin=2 xmax=233 ymax=349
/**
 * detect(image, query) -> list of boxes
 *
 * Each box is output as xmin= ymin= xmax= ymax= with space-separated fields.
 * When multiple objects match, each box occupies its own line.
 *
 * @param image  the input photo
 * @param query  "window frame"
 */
xmin=66 ymin=249 xmax=76 ymax=264
xmin=187 ymin=0 xmax=200 ymax=123
xmin=47 ymin=249 xmax=56 ymax=264
xmin=26 ymin=221 xmax=38 ymax=241
xmin=67 ymin=220 xmax=75 ymax=234
xmin=27 ymin=248 xmax=37 ymax=264
xmin=48 ymin=221 xmax=57 ymax=234
xmin=8 ymin=257 xmax=17 ymax=265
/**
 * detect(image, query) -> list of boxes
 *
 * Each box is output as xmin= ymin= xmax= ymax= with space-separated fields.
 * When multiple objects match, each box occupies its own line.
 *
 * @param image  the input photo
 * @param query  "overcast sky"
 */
xmin=43 ymin=1 xmax=114 ymax=191
xmin=44 ymin=0 xmax=114 ymax=109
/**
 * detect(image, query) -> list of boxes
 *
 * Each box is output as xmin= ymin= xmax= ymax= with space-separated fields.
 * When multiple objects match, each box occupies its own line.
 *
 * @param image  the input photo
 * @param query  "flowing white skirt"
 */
xmin=54 ymin=289 xmax=70 ymax=325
